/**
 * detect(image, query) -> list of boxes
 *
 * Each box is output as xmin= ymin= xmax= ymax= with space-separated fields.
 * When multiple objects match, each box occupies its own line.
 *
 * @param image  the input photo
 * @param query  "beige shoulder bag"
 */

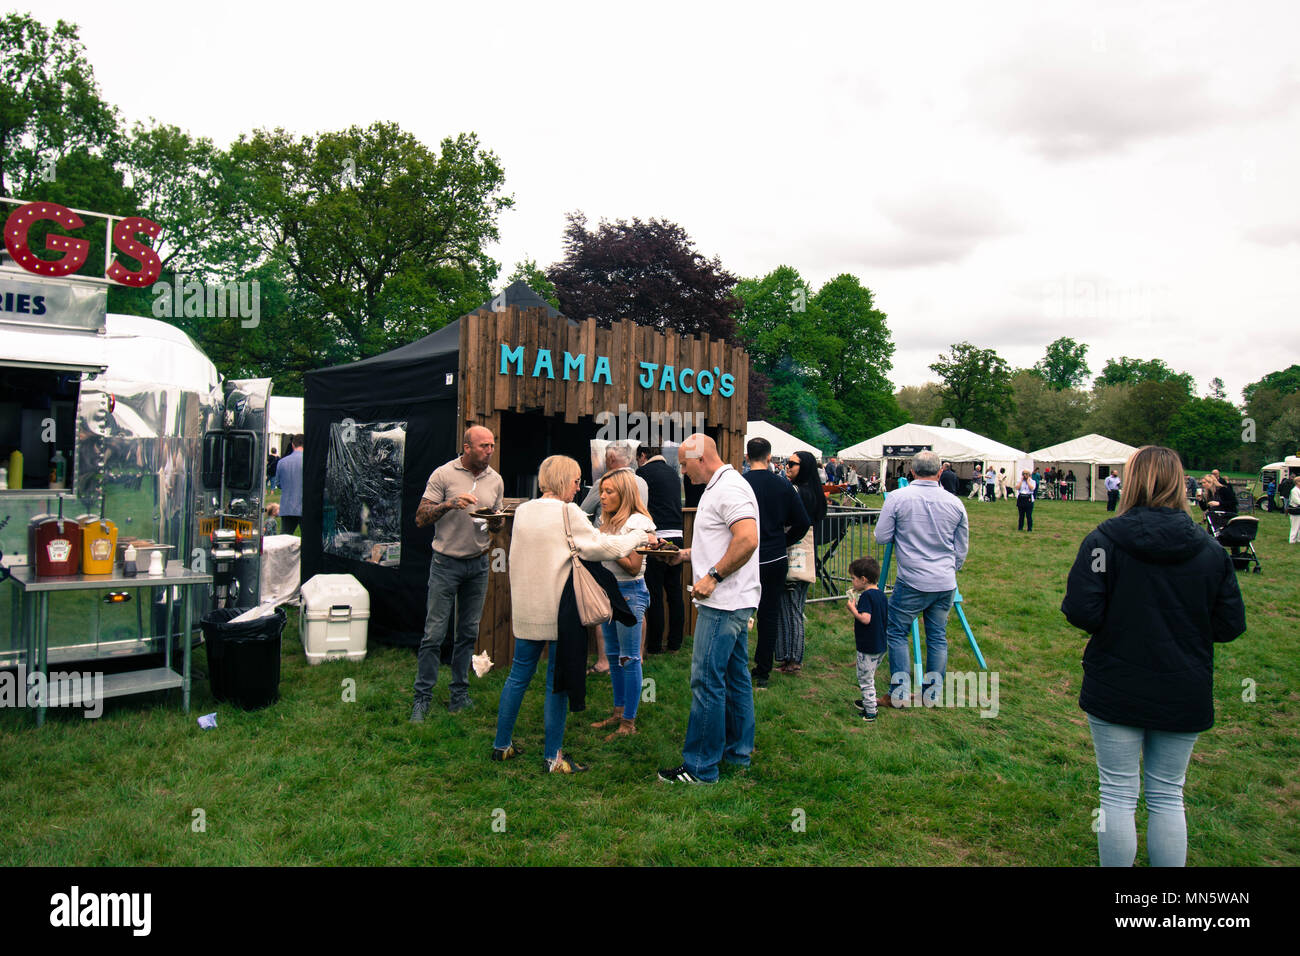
xmin=562 ymin=506 xmax=613 ymax=626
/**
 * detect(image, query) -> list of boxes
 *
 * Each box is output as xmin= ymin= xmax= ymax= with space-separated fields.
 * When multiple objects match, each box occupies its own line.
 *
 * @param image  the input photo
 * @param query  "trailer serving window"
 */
xmin=0 ymin=362 xmax=98 ymax=490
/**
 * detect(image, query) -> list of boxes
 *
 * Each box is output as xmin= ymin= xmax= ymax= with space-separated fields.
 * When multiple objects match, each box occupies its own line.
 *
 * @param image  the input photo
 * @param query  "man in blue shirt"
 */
xmin=277 ymin=435 xmax=304 ymax=535
xmin=874 ymin=450 xmax=969 ymax=707
xmin=1105 ymin=470 xmax=1121 ymax=511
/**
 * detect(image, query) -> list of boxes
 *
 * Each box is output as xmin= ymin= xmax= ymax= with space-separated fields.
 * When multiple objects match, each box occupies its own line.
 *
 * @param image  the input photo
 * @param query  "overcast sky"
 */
xmin=42 ymin=0 xmax=1300 ymax=402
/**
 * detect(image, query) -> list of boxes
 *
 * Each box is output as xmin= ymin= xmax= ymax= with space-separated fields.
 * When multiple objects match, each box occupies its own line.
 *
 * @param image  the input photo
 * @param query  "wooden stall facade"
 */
xmin=459 ymin=305 xmax=749 ymax=666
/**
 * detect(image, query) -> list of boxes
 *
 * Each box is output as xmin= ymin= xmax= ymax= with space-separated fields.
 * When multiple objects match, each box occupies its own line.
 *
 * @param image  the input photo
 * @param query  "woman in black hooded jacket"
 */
xmin=1062 ymin=445 xmax=1245 ymax=867
xmin=773 ymin=450 xmax=828 ymax=675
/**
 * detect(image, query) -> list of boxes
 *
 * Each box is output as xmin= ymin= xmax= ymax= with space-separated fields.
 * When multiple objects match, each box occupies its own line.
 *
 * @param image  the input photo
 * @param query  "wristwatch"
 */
xmin=708 ymin=567 xmax=725 ymax=583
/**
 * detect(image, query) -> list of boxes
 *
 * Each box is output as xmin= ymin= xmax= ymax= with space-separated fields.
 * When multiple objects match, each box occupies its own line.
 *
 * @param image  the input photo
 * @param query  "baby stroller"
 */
xmin=1204 ymin=511 xmax=1262 ymax=574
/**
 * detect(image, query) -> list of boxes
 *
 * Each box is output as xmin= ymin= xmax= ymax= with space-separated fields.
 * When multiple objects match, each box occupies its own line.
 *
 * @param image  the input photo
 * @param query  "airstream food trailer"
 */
xmin=2 ymin=204 xmax=271 ymax=683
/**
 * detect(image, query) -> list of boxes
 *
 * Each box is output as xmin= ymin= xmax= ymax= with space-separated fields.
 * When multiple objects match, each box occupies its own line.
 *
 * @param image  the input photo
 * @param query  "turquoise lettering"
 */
xmin=679 ymin=368 xmax=695 ymax=394
xmin=592 ymin=356 xmax=613 ymax=385
xmin=532 ymin=349 xmax=555 ymax=379
xmin=697 ymin=370 xmax=714 ymax=395
xmin=562 ymin=352 xmax=586 ymax=382
xmin=659 ymin=366 xmax=677 ymax=392
xmin=719 ymin=372 xmax=735 ymax=398
xmin=500 ymin=344 xmax=524 ymax=375
xmin=639 ymin=362 xmax=658 ymax=388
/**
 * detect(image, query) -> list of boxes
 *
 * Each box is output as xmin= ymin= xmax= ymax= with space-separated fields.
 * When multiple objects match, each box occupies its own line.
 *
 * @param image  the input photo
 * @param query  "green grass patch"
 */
xmin=3 ymin=499 xmax=1296 ymax=865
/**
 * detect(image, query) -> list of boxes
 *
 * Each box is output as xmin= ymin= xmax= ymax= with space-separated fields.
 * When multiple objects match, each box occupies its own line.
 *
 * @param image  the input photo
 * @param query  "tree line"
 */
xmin=904 ymin=338 xmax=1298 ymax=471
xmin=5 ymin=12 xmax=1295 ymax=467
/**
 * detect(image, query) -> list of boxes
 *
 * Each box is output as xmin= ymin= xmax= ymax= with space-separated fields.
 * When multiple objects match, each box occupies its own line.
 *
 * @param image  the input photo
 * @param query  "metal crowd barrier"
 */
xmin=807 ymin=507 xmax=886 ymax=603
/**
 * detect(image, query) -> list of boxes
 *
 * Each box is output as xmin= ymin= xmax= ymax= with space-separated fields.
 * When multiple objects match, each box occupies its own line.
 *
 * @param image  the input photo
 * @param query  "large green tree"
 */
xmin=1033 ymin=336 xmax=1090 ymax=390
xmin=505 ymin=257 xmax=559 ymax=309
xmin=1094 ymin=356 xmax=1194 ymax=395
xmin=733 ymin=267 xmax=902 ymax=448
xmin=224 ymin=123 xmax=511 ymax=370
xmin=929 ymin=342 xmax=1015 ymax=440
xmin=1006 ymin=369 xmax=1089 ymax=451
xmin=0 ymin=12 xmax=119 ymax=198
xmin=733 ymin=266 xmax=825 ymax=442
xmin=1168 ymin=397 xmax=1242 ymax=469
xmin=1242 ymin=364 xmax=1300 ymax=404
xmin=895 ymin=383 xmax=944 ymax=424
xmin=1088 ymin=380 xmax=1190 ymax=447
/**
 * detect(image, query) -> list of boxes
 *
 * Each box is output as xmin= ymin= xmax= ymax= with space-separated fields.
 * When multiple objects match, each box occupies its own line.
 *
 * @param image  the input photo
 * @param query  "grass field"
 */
xmin=3 ymin=497 xmax=1297 ymax=866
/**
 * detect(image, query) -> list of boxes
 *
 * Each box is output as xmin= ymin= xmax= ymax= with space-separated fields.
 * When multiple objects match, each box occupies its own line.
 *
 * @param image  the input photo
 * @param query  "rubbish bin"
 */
xmin=200 ymin=607 xmax=287 ymax=710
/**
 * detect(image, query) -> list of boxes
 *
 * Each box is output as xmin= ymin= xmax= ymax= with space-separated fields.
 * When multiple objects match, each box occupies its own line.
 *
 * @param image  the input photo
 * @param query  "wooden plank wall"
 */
xmin=459 ymin=306 xmax=749 ymax=467
xmin=458 ymin=307 xmax=749 ymax=665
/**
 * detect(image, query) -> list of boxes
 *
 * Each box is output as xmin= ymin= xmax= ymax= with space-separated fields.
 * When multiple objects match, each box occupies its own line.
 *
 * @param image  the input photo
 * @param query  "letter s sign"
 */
xmin=108 ymin=216 xmax=163 ymax=286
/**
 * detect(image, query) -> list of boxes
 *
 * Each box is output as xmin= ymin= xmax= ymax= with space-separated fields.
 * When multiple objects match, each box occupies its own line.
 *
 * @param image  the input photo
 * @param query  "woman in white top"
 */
xmin=492 ymin=455 xmax=655 ymax=773
xmin=1288 ymin=479 xmax=1300 ymax=544
xmin=1016 ymin=469 xmax=1037 ymax=531
xmin=589 ymin=469 xmax=656 ymax=739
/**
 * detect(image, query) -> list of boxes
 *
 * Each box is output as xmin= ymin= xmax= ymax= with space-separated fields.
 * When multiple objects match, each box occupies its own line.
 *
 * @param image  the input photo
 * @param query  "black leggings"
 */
xmin=752 ymin=557 xmax=789 ymax=679
xmin=1017 ymin=495 xmax=1034 ymax=531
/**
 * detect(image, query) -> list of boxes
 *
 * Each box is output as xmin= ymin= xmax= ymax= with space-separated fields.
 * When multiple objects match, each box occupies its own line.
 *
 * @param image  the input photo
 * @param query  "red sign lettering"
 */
xmin=3 ymin=201 xmax=162 ymax=287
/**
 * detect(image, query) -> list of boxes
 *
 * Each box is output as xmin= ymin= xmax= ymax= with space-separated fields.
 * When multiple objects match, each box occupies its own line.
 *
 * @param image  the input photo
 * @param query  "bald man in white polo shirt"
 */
xmin=656 ymin=433 xmax=759 ymax=784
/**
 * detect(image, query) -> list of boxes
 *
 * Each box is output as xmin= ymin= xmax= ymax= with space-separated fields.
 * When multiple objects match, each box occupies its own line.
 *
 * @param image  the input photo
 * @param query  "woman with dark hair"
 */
xmin=775 ymin=450 xmax=827 ymax=675
xmin=1062 ymin=446 xmax=1245 ymax=866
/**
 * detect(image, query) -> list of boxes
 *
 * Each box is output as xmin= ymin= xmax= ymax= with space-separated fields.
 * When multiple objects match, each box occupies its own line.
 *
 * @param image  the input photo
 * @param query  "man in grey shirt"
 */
xmin=874 ymin=450 xmax=969 ymax=707
xmin=410 ymin=425 xmax=504 ymax=720
xmin=579 ymin=441 xmax=648 ymax=517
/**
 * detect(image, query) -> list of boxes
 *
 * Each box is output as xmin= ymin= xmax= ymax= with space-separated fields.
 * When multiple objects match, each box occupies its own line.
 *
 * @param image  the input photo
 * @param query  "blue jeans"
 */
xmin=1087 ymin=715 xmax=1199 ymax=867
xmin=601 ymin=578 xmax=649 ymax=720
xmin=414 ymin=551 xmax=489 ymax=703
xmin=681 ymin=605 xmax=756 ymax=782
xmin=885 ymin=580 xmax=954 ymax=701
xmin=494 ymin=639 xmax=568 ymax=761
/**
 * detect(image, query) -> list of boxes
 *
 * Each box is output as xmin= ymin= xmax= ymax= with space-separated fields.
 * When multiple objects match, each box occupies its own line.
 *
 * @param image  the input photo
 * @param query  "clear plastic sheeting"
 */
xmin=323 ymin=420 xmax=406 ymax=565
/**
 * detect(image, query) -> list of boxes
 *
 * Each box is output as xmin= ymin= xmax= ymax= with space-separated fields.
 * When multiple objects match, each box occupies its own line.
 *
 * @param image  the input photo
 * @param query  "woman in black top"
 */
xmin=775 ymin=451 xmax=828 ymax=674
xmin=1062 ymin=446 xmax=1245 ymax=866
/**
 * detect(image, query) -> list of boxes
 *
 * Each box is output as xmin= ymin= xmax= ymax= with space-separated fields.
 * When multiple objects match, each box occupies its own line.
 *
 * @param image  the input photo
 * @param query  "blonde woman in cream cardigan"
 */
xmin=492 ymin=455 xmax=656 ymax=774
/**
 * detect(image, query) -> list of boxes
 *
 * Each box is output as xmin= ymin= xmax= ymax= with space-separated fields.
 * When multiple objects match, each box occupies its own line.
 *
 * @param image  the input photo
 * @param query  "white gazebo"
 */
xmin=838 ymin=423 xmax=1028 ymax=485
xmin=745 ymin=420 xmax=823 ymax=461
xmin=1030 ymin=433 xmax=1137 ymax=501
xmin=268 ymin=396 xmax=304 ymax=455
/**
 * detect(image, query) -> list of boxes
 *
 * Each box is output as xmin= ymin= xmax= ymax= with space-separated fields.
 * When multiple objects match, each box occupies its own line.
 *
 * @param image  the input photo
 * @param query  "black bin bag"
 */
xmin=200 ymin=607 xmax=286 ymax=710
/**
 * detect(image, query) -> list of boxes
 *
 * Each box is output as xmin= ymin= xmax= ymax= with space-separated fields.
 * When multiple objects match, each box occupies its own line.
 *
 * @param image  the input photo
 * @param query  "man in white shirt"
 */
xmin=656 ymin=433 xmax=759 ymax=784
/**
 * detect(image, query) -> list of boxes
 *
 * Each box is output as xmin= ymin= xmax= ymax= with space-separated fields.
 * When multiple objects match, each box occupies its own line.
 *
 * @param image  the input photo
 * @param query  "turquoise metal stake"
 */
xmin=952 ymin=587 xmax=987 ymax=669
xmin=878 ymin=541 xmax=988 ymax=697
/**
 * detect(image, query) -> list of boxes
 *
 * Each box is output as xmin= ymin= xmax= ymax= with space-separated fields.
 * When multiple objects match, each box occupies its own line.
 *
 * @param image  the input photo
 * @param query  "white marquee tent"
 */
xmin=1029 ymin=433 xmax=1137 ymax=502
xmin=838 ymin=423 xmax=1028 ymax=484
xmin=268 ymin=396 xmax=303 ymax=454
xmin=745 ymin=420 xmax=823 ymax=461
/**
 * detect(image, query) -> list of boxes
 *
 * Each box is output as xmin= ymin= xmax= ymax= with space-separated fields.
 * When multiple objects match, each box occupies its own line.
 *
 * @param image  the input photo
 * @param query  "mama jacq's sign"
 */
xmin=499 ymin=342 xmax=738 ymax=398
xmin=2 ymin=199 xmax=162 ymax=287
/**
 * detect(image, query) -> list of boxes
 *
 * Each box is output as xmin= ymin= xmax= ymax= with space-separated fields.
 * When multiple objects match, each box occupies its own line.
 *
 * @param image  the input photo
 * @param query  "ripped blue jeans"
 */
xmin=600 ymin=578 xmax=649 ymax=720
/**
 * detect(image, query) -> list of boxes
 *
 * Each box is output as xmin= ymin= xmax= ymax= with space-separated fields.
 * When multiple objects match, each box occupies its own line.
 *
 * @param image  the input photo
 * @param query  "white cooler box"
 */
xmin=299 ymin=574 xmax=371 ymax=665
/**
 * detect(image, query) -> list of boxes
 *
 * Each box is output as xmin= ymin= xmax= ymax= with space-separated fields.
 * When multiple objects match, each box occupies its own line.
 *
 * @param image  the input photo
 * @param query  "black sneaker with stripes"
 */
xmin=657 ymin=764 xmax=712 ymax=784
